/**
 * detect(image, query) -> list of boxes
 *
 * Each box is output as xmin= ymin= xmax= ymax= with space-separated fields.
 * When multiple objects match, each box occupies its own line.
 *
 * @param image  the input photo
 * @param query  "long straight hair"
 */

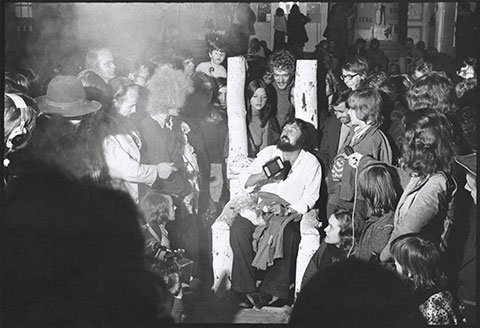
xmin=358 ymin=163 xmax=401 ymax=217
xmin=390 ymin=233 xmax=447 ymax=291
xmin=246 ymin=79 xmax=273 ymax=128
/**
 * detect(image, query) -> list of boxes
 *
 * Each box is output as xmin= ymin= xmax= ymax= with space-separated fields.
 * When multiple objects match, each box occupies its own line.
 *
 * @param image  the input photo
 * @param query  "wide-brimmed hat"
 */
xmin=35 ymin=75 xmax=101 ymax=117
xmin=455 ymin=153 xmax=476 ymax=176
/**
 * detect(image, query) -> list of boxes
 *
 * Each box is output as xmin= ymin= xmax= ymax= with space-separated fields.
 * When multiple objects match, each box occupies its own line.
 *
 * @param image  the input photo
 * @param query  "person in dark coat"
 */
xmin=287 ymin=4 xmax=311 ymax=59
xmin=291 ymin=259 xmax=414 ymax=328
xmin=455 ymin=153 xmax=476 ymax=326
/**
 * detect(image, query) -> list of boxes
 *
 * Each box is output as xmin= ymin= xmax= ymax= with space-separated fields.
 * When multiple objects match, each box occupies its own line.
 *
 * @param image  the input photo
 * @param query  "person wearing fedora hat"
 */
xmin=18 ymin=75 xmax=104 ymax=181
xmin=36 ymin=75 xmax=102 ymax=119
xmin=455 ymin=153 xmax=476 ymax=325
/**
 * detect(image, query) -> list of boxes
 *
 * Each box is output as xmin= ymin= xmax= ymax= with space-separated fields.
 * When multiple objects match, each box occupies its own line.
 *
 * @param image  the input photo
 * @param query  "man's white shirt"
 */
xmin=239 ymin=145 xmax=322 ymax=214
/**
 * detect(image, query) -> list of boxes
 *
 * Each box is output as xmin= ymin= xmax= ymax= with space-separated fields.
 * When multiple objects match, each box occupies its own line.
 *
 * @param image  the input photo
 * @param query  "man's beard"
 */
xmin=277 ymin=138 xmax=302 ymax=152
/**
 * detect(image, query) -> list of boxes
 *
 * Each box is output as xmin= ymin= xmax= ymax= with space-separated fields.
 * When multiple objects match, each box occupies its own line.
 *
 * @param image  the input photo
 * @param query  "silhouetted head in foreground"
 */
xmin=290 ymin=259 xmax=415 ymax=328
xmin=1 ymin=159 xmax=173 ymax=328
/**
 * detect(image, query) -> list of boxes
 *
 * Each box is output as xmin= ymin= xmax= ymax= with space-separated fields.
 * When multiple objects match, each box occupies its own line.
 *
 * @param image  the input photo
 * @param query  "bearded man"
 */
xmin=230 ymin=118 xmax=322 ymax=309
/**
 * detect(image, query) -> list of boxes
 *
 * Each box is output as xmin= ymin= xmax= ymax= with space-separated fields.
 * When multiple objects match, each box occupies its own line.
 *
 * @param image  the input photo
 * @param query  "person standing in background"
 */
xmin=225 ymin=3 xmax=256 ymax=56
xmin=273 ymin=7 xmax=287 ymax=51
xmin=287 ymin=4 xmax=311 ymax=59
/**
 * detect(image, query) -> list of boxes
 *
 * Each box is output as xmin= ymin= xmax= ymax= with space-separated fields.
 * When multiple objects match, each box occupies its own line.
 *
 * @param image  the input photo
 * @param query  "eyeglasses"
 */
xmin=341 ymin=73 xmax=359 ymax=81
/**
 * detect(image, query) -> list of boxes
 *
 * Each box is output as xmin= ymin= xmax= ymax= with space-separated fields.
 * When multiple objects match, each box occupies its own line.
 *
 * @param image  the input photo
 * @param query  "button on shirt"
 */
xmin=238 ymin=145 xmax=322 ymax=214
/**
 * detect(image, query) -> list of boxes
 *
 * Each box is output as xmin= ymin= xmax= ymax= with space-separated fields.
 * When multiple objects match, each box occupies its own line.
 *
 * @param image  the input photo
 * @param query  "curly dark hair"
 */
xmin=332 ymin=208 xmax=364 ymax=255
xmin=400 ymin=108 xmax=456 ymax=176
xmin=269 ymin=49 xmax=296 ymax=74
xmin=406 ymin=71 xmax=457 ymax=114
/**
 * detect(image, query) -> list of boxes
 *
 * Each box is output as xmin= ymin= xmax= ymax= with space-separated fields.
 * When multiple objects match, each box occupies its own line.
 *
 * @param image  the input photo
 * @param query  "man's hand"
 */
xmin=244 ymin=171 xmax=267 ymax=188
xmin=347 ymin=152 xmax=363 ymax=169
xmin=156 ymin=162 xmax=178 ymax=179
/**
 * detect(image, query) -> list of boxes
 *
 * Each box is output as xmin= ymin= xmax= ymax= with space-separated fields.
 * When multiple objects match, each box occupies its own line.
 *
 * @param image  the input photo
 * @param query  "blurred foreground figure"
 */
xmin=290 ymin=259 xmax=415 ymax=328
xmin=1 ymin=158 xmax=173 ymax=328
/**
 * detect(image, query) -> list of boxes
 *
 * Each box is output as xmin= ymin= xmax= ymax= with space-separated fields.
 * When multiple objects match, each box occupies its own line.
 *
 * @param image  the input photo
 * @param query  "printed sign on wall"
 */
xmin=355 ymin=2 xmax=399 ymax=42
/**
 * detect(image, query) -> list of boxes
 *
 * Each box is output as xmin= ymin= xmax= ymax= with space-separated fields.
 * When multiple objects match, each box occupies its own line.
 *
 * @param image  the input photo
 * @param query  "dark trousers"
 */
xmin=230 ymin=214 xmax=300 ymax=300
xmin=273 ymin=30 xmax=286 ymax=51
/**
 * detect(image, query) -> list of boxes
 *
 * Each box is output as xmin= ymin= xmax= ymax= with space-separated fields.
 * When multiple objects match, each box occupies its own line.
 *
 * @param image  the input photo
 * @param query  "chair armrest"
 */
xmin=296 ymin=209 xmax=321 ymax=299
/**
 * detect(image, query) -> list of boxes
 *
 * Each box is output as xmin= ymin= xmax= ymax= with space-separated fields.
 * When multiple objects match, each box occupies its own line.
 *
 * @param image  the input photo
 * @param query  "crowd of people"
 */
xmin=3 ymin=23 xmax=478 ymax=327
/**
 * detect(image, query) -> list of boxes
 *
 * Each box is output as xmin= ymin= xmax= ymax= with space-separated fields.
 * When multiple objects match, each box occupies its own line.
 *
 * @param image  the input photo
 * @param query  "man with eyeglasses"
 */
xmin=340 ymin=56 xmax=369 ymax=91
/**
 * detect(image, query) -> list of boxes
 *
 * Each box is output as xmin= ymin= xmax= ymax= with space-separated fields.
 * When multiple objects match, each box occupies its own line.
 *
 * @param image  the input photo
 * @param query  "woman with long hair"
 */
xmin=391 ymin=234 xmax=458 ymax=325
xmin=356 ymin=163 xmax=401 ymax=261
xmin=347 ymin=108 xmax=457 ymax=262
xmin=245 ymin=79 xmax=280 ymax=157
xmin=301 ymin=208 xmax=364 ymax=289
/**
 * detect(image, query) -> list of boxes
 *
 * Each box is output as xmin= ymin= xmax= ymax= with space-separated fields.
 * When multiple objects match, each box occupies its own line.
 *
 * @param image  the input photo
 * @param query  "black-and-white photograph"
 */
xmin=3 ymin=2 xmax=478 ymax=326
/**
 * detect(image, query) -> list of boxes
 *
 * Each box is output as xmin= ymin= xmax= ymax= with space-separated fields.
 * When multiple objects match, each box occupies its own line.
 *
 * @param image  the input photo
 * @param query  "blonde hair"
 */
xmin=145 ymin=66 xmax=193 ymax=115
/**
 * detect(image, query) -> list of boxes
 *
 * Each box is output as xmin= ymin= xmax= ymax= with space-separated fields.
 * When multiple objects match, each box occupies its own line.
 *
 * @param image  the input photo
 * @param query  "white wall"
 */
xmin=251 ymin=2 xmax=329 ymax=52
xmin=435 ymin=2 xmax=457 ymax=57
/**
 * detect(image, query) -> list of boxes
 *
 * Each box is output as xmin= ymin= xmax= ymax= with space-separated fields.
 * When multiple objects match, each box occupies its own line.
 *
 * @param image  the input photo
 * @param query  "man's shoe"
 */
xmin=235 ymin=292 xmax=253 ymax=308
xmin=246 ymin=291 xmax=273 ymax=309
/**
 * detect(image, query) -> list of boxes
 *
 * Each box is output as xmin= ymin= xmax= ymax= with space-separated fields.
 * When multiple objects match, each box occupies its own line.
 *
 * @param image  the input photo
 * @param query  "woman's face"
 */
xmin=324 ymin=214 xmax=342 ymax=246
xmin=250 ymin=87 xmax=267 ymax=112
xmin=116 ymin=88 xmax=139 ymax=117
xmin=218 ymin=86 xmax=227 ymax=108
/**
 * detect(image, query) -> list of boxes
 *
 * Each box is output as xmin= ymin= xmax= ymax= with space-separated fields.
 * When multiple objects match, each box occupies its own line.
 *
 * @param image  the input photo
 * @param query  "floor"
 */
xmin=233 ymin=306 xmax=292 ymax=324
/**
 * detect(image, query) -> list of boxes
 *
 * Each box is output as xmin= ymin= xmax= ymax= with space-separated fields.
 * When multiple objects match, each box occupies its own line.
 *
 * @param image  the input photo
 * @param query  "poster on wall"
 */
xmin=257 ymin=3 xmax=271 ymax=22
xmin=306 ymin=3 xmax=322 ymax=22
xmin=355 ymin=2 xmax=399 ymax=42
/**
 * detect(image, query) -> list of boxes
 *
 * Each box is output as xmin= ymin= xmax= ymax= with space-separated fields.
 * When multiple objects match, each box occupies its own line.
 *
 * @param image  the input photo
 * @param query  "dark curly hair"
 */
xmin=269 ymin=49 xmax=296 ymax=74
xmin=406 ymin=71 xmax=457 ymax=114
xmin=332 ymin=208 xmax=364 ymax=255
xmin=400 ymin=108 xmax=456 ymax=176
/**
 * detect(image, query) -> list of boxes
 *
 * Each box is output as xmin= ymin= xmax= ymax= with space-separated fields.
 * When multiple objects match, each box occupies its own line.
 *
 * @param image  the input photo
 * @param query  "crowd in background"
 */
xmin=3 ymin=7 xmax=479 ymax=326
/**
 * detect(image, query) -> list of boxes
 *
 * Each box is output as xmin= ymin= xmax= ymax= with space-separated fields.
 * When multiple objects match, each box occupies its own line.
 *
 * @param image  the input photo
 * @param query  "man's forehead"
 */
xmin=273 ymin=68 xmax=291 ymax=76
xmin=98 ymin=50 xmax=113 ymax=61
xmin=333 ymin=102 xmax=348 ymax=112
xmin=342 ymin=69 xmax=355 ymax=75
xmin=283 ymin=122 xmax=300 ymax=130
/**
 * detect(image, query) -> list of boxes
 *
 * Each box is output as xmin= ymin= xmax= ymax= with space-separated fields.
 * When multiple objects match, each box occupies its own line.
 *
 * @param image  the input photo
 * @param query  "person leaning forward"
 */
xmin=230 ymin=118 xmax=322 ymax=309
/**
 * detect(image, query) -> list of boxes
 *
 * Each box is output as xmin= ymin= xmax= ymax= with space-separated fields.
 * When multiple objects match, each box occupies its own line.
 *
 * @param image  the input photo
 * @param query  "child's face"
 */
xmin=210 ymin=49 xmax=226 ymax=65
xmin=324 ymin=214 xmax=342 ymax=246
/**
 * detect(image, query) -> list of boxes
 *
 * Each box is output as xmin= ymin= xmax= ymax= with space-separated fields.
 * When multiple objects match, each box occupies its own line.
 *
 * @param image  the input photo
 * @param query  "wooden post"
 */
xmin=225 ymin=56 xmax=252 ymax=198
xmin=293 ymin=60 xmax=318 ymax=129
xmin=211 ymin=56 xmax=251 ymax=292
